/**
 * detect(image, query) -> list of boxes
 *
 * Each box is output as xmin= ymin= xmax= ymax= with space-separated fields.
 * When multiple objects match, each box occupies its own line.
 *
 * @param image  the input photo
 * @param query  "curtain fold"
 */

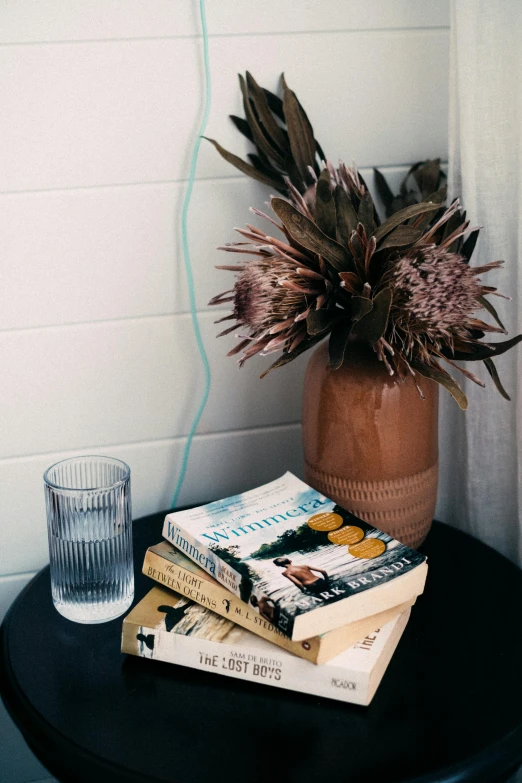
xmin=437 ymin=0 xmax=522 ymax=563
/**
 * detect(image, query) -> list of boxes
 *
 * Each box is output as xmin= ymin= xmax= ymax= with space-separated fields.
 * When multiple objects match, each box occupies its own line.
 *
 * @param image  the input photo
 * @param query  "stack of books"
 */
xmin=121 ymin=473 xmax=428 ymax=706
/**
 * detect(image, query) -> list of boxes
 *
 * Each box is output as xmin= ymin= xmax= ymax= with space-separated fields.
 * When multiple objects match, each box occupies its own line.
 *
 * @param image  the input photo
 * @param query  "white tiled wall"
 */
xmin=0 ymin=4 xmax=449 ymax=781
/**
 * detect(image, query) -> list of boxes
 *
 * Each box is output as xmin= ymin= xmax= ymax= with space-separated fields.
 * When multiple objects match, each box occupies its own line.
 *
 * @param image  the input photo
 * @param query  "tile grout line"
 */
xmin=0 ymin=162 xmax=438 ymax=198
xmin=0 ymin=420 xmax=303 ymax=465
xmin=0 ymin=308 xmax=220 ymax=335
xmin=0 ymin=26 xmax=450 ymax=49
xmin=0 ymin=149 xmax=447 ymax=338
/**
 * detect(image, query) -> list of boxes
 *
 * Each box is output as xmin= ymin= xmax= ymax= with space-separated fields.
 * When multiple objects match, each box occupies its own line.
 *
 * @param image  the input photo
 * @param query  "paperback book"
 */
xmin=143 ymin=541 xmax=414 ymax=665
xmin=163 ymin=473 xmax=427 ymax=640
xmin=121 ymin=585 xmax=411 ymax=706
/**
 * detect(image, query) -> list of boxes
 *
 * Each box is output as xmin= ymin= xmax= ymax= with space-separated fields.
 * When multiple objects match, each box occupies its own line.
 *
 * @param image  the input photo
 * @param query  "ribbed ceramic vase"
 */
xmin=302 ymin=340 xmax=438 ymax=549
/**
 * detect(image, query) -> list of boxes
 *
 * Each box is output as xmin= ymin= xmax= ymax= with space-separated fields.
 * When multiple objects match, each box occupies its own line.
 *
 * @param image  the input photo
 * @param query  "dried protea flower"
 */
xmin=208 ymin=72 xmax=522 ymax=407
xmin=209 ymin=209 xmax=334 ymax=368
xmin=387 ymin=247 xmax=499 ymax=355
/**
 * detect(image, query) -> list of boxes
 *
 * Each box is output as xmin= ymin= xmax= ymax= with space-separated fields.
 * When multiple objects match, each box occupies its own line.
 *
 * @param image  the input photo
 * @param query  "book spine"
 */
xmin=143 ymin=549 xmax=321 ymax=663
xmin=122 ymin=622 xmax=371 ymax=706
xmin=162 ymin=515 xmax=243 ymax=599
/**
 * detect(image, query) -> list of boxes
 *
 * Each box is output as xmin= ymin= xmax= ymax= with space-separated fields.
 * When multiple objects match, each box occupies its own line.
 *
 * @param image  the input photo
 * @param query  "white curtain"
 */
xmin=437 ymin=0 xmax=522 ymax=564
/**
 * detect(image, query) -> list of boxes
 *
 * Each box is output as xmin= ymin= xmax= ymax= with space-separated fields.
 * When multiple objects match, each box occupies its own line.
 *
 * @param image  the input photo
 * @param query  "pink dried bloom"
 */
xmin=209 ymin=210 xmax=333 ymax=366
xmin=390 ymin=247 xmax=481 ymax=345
xmin=383 ymin=246 xmax=506 ymax=377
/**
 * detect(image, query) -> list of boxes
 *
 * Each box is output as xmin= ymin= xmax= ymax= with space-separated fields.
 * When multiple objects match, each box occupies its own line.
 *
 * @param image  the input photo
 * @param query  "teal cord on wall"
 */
xmin=171 ymin=0 xmax=212 ymax=509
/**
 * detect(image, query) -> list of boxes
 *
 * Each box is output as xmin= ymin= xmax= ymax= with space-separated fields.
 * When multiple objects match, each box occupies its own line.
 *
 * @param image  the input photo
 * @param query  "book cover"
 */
xmin=162 ymin=472 xmax=427 ymax=640
xmin=121 ymin=585 xmax=411 ymax=706
xmin=144 ymin=540 xmax=415 ymax=665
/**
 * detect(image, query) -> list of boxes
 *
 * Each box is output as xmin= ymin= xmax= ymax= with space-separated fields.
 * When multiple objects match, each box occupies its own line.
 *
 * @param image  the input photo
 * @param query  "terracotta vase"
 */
xmin=302 ymin=340 xmax=438 ymax=549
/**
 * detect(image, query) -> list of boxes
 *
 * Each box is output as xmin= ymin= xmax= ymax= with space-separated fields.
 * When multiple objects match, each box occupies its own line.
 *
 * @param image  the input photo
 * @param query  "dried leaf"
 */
xmin=271 ymin=197 xmax=356 ymax=273
xmin=391 ymin=192 xmax=418 ymax=215
xmin=373 ymin=202 xmax=440 ymax=243
xmin=315 ymin=168 xmax=337 ymax=239
xmin=450 ymin=338 xmax=476 ymax=354
xmin=204 ymin=138 xmax=285 ymax=190
xmin=281 ymin=74 xmax=316 ymax=182
xmin=334 ymin=185 xmax=359 ymax=246
xmin=478 ymin=295 xmax=505 ymax=332
xmin=260 ymin=335 xmax=322 ymax=378
xmin=413 ymin=159 xmax=441 ymax=197
xmin=356 ymin=172 xmax=380 ymax=227
xmin=353 ymin=288 xmax=392 ymax=344
xmin=239 ymin=74 xmax=285 ymax=167
xmin=229 ymin=115 xmax=254 ymax=142
xmin=307 ymin=309 xmax=342 ymax=335
xmin=378 ymin=225 xmax=422 ymax=250
xmin=316 ymin=139 xmax=327 ymax=166
xmin=247 ymin=153 xmax=282 ymax=180
xmin=349 ymin=231 xmax=365 ymax=268
xmin=338 ymin=271 xmax=361 ymax=294
xmin=245 ymin=72 xmax=288 ymax=152
xmin=412 ymin=186 xmax=447 ymax=230
xmin=461 ymin=229 xmax=480 ymax=263
xmin=423 ymin=185 xmax=447 ymax=205
xmin=357 ymin=191 xmax=375 ymax=234
xmin=411 ymin=360 xmax=468 ymax=409
xmin=441 ymin=209 xmax=463 ymax=242
xmin=351 ymin=296 xmax=373 ymax=323
xmin=262 ymin=88 xmax=285 ymax=121
xmin=451 ymin=334 xmax=522 ymax=361
xmin=438 ymin=209 xmax=467 ymax=252
xmin=483 ymin=358 xmax=511 ymax=401
xmin=283 ymin=154 xmax=305 ymax=192
xmin=401 ymin=162 xmax=424 ymax=191
xmin=329 ymin=320 xmax=353 ymax=370
xmin=373 ymin=168 xmax=395 ymax=216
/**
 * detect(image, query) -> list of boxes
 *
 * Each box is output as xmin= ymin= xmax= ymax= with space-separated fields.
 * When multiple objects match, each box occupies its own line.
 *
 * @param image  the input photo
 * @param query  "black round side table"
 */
xmin=1 ymin=514 xmax=522 ymax=783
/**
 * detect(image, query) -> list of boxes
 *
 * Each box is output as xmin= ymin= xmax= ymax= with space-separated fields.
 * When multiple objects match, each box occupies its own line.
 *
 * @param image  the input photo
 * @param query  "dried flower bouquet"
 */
xmin=207 ymin=73 xmax=521 ymax=408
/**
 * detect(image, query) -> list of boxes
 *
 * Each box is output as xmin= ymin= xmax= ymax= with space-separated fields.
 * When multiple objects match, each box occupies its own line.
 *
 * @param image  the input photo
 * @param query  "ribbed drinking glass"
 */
xmin=44 ymin=456 xmax=134 ymax=623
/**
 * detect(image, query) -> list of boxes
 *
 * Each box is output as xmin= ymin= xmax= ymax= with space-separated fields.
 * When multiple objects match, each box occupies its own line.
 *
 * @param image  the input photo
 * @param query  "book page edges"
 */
xmin=292 ymin=561 xmax=427 ymax=640
xmin=366 ymin=607 xmax=411 ymax=705
xmin=315 ymin=598 xmax=414 ymax=665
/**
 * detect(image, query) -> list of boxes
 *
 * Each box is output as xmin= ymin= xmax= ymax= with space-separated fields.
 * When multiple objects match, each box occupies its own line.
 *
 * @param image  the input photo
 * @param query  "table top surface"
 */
xmin=2 ymin=513 xmax=522 ymax=783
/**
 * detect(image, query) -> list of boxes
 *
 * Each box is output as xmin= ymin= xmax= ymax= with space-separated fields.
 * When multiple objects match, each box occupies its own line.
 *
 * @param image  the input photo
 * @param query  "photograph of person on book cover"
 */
xmin=273 ymin=558 xmax=330 ymax=595
xmin=207 ymin=489 xmax=424 ymax=629
xmin=164 ymin=473 xmax=426 ymax=636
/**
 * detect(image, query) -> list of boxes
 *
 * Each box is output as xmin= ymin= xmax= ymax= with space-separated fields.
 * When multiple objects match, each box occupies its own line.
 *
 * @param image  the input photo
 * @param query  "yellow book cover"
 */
xmin=144 ymin=541 xmax=414 ymax=665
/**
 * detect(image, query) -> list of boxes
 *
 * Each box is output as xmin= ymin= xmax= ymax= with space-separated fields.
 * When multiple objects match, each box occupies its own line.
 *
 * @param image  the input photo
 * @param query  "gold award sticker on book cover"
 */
xmin=307 ymin=512 xmax=343 ymax=531
xmin=308 ymin=514 xmax=386 ymax=558
xmin=349 ymin=538 xmax=387 ymax=559
xmin=327 ymin=526 xmax=365 ymax=545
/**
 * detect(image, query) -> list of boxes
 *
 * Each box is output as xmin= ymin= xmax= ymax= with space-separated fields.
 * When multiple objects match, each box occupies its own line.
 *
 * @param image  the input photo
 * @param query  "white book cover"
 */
xmin=121 ymin=585 xmax=411 ymax=706
xmin=162 ymin=472 xmax=426 ymax=640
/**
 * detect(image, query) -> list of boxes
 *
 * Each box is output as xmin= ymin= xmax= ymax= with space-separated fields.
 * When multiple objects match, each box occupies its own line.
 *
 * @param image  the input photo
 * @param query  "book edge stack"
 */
xmin=121 ymin=473 xmax=428 ymax=706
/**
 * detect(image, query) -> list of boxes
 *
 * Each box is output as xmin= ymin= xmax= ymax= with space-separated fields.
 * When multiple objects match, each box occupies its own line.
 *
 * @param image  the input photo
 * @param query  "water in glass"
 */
xmin=44 ymin=456 xmax=134 ymax=623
